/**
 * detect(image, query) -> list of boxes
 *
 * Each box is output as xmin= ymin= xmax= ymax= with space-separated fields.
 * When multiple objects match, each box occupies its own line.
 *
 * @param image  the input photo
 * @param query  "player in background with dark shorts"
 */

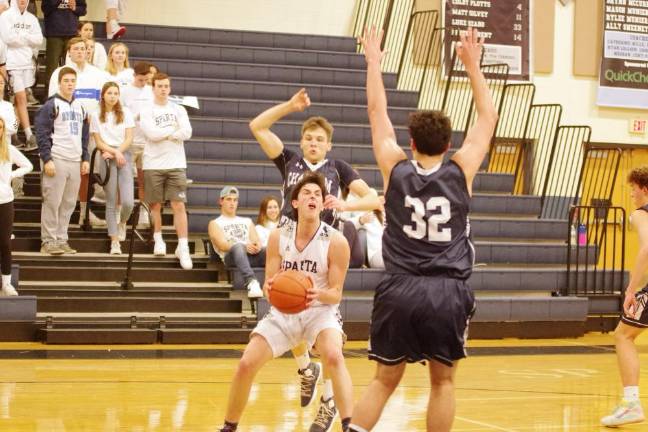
xmin=601 ymin=167 xmax=648 ymax=427
xmin=348 ymin=27 xmax=498 ymax=432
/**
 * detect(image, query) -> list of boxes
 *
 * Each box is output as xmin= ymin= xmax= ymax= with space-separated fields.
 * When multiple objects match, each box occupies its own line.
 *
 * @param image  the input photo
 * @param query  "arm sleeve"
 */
xmin=48 ymin=68 xmax=58 ymax=97
xmin=0 ymin=16 xmax=25 ymax=48
xmin=335 ymin=160 xmax=361 ymax=188
xmin=0 ymin=107 xmax=17 ymax=136
xmin=139 ymin=107 xmax=172 ymax=142
xmin=271 ymin=148 xmax=297 ymax=181
xmin=41 ymin=0 xmax=63 ymax=15
xmin=89 ymin=112 xmax=99 ymax=134
xmin=25 ymin=16 xmax=43 ymax=47
xmin=170 ymin=105 xmax=192 ymax=141
xmin=35 ymin=100 xmax=56 ymax=163
xmin=9 ymin=145 xmax=33 ymax=179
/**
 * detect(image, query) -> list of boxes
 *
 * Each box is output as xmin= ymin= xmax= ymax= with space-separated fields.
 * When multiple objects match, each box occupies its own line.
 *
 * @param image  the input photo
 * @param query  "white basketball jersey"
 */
xmin=279 ymin=221 xmax=335 ymax=306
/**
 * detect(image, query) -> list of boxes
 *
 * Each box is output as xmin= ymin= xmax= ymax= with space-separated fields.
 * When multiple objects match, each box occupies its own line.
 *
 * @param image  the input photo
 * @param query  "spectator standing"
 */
xmin=65 ymin=21 xmax=107 ymax=70
xmin=0 ymin=0 xmax=43 ymax=152
xmin=139 ymin=72 xmax=192 ymax=270
xmin=0 ymin=116 xmax=32 ymax=296
xmin=42 ymin=0 xmax=87 ymax=87
xmin=105 ymin=42 xmax=133 ymax=88
xmin=255 ymin=195 xmax=280 ymax=248
xmin=208 ymin=186 xmax=264 ymax=298
xmin=35 ymin=67 xmax=89 ymax=256
xmin=91 ymin=81 xmax=134 ymax=255
xmin=121 ymin=61 xmax=154 ymax=228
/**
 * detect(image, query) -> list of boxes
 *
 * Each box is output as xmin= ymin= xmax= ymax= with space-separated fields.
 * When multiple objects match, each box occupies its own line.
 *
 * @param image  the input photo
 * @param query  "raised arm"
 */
xmin=359 ymin=27 xmax=407 ymax=188
xmin=249 ymin=88 xmax=310 ymax=159
xmin=450 ymin=28 xmax=499 ymax=195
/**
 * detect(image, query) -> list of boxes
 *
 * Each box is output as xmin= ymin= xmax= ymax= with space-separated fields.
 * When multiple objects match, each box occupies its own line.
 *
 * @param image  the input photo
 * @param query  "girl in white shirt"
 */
xmin=255 ymin=195 xmax=280 ymax=248
xmin=106 ymin=42 xmax=134 ymax=89
xmin=90 ymin=82 xmax=135 ymax=255
xmin=66 ymin=21 xmax=108 ymax=71
xmin=0 ymin=117 xmax=32 ymax=295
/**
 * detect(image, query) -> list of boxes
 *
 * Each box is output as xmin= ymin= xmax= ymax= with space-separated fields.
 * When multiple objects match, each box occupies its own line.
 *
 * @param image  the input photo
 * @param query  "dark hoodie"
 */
xmin=42 ymin=0 xmax=87 ymax=38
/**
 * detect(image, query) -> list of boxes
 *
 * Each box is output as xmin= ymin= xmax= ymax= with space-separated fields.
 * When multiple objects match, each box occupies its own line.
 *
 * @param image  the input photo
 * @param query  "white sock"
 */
xmin=624 ymin=386 xmax=640 ymax=402
xmin=322 ymin=379 xmax=333 ymax=400
xmin=348 ymin=424 xmax=368 ymax=432
xmin=24 ymin=128 xmax=32 ymax=139
xmin=178 ymin=237 xmax=188 ymax=248
xmin=295 ymin=352 xmax=310 ymax=371
xmin=111 ymin=240 xmax=120 ymax=247
xmin=109 ymin=19 xmax=120 ymax=32
xmin=1 ymin=274 xmax=11 ymax=288
xmin=153 ymin=232 xmax=163 ymax=243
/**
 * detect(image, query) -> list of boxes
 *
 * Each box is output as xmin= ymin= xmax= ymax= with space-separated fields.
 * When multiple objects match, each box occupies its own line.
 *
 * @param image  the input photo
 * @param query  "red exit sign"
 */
xmin=630 ymin=118 xmax=647 ymax=135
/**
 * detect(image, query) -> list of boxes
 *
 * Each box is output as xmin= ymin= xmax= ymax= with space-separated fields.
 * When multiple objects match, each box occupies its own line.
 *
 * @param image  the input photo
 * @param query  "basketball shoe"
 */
xmin=310 ymin=396 xmax=338 ymax=432
xmin=299 ymin=361 xmax=321 ymax=407
xmin=601 ymin=399 xmax=645 ymax=427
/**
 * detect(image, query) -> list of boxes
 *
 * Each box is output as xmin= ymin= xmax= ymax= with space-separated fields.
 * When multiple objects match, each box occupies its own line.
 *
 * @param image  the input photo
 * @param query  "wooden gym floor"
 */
xmin=0 ymin=333 xmax=647 ymax=431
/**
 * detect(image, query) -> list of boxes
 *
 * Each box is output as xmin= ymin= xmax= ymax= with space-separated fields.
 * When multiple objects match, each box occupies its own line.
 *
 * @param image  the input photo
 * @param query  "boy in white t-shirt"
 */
xmin=208 ymin=186 xmax=264 ymax=298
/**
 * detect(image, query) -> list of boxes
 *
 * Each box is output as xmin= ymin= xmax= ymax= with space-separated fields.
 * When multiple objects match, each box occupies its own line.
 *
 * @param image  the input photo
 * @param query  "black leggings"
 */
xmin=0 ymin=201 xmax=13 ymax=275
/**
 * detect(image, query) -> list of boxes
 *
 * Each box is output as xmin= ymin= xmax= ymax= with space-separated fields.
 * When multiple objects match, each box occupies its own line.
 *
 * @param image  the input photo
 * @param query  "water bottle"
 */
xmin=577 ymin=223 xmax=587 ymax=246
xmin=570 ymin=224 xmax=577 ymax=246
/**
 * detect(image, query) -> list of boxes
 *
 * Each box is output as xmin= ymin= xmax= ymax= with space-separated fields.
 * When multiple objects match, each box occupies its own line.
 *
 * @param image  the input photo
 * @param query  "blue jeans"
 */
xmin=224 ymin=243 xmax=266 ymax=284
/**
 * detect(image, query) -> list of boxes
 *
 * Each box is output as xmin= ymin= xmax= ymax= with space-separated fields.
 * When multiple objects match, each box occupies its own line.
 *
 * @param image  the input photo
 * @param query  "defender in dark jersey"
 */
xmin=600 ymin=167 xmax=648 ymax=427
xmin=249 ymin=88 xmax=381 ymax=429
xmin=349 ymin=28 xmax=498 ymax=432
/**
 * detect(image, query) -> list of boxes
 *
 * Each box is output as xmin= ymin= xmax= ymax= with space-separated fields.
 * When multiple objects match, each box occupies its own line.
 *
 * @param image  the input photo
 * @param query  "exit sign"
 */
xmin=630 ymin=118 xmax=647 ymax=135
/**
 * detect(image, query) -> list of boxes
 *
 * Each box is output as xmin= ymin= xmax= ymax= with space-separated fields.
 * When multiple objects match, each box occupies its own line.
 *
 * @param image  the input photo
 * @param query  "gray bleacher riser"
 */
xmin=0 ymin=296 xmax=36 ymax=320
xmin=471 ymin=219 xmax=568 ymax=240
xmin=96 ymin=24 xmax=359 ymax=52
xmin=476 ymin=243 xmax=597 ymax=265
xmin=186 ymin=184 xmax=535 ymax=211
xmin=186 ymin=140 xmax=411 ymax=165
xmin=135 ymin=57 xmax=399 ymax=88
xmin=255 ymin=296 xmax=588 ymax=322
xmin=11 ymin=264 xmax=18 ymax=288
xmin=170 ymin=77 xmax=418 ymax=107
xmin=186 ymin=161 xmax=513 ymax=192
xmin=197 ymin=98 xmax=411 ymax=125
xmin=190 ymin=117 xmax=411 ymax=145
xmin=127 ymin=40 xmax=368 ymax=70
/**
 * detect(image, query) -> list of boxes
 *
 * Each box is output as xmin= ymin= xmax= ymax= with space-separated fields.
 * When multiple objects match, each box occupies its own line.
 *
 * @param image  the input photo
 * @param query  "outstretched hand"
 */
xmin=359 ymin=26 xmax=387 ymax=64
xmin=289 ymin=88 xmax=311 ymax=112
xmin=455 ymin=27 xmax=484 ymax=71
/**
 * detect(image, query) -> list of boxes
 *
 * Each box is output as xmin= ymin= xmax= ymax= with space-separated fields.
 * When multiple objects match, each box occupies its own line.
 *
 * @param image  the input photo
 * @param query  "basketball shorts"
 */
xmin=143 ymin=169 xmax=187 ymax=203
xmin=9 ymin=68 xmax=35 ymax=93
xmin=252 ymin=304 xmax=345 ymax=358
xmin=368 ymin=273 xmax=475 ymax=367
xmin=621 ymin=285 xmax=648 ymax=328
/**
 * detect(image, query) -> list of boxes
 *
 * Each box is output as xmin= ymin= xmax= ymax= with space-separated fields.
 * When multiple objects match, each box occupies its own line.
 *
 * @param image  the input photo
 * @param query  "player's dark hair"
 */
xmin=408 ymin=110 xmax=452 ymax=156
xmin=628 ymin=166 xmax=648 ymax=189
xmin=291 ymin=172 xmax=327 ymax=220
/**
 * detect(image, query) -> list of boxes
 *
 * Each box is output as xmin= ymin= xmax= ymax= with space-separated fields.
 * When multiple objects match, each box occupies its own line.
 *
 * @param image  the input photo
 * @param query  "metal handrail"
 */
xmin=120 ymin=201 xmax=153 ymax=290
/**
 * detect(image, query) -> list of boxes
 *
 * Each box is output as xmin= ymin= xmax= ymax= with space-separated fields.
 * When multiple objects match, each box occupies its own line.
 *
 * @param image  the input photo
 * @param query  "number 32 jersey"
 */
xmin=383 ymin=159 xmax=474 ymax=279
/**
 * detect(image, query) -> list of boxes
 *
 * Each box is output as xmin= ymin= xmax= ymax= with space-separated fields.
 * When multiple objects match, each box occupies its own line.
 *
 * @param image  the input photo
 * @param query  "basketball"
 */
xmin=268 ymin=270 xmax=312 ymax=314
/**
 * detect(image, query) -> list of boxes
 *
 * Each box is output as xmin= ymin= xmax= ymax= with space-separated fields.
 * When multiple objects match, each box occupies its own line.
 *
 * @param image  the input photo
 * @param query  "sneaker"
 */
xmin=602 ymin=400 xmax=645 ymax=427
xmin=110 ymin=242 xmax=122 ymax=255
xmin=1 ymin=284 xmax=18 ymax=296
xmin=175 ymin=245 xmax=193 ymax=270
xmin=299 ymin=362 xmax=322 ymax=407
xmin=26 ymin=88 xmax=39 ymax=106
xmin=108 ymin=25 xmax=126 ymax=40
xmin=310 ymin=397 xmax=338 ymax=432
xmin=40 ymin=242 xmax=64 ymax=255
xmin=137 ymin=210 xmax=150 ymax=228
xmin=153 ymin=240 xmax=166 ymax=256
xmin=118 ymin=223 xmax=127 ymax=241
xmin=58 ymin=242 xmax=77 ymax=254
xmin=246 ymin=279 xmax=263 ymax=298
xmin=23 ymin=135 xmax=38 ymax=152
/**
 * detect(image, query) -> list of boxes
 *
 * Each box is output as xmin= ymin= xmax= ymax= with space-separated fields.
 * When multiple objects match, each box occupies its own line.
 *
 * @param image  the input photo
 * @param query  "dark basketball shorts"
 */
xmin=621 ymin=286 xmax=648 ymax=328
xmin=367 ymin=273 xmax=475 ymax=367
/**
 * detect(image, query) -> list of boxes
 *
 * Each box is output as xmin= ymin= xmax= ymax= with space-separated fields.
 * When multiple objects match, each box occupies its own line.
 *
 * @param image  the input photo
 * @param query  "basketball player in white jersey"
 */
xmin=219 ymin=172 xmax=354 ymax=432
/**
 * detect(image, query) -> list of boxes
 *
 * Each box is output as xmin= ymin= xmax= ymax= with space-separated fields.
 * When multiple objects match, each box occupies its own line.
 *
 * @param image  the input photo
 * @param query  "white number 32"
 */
xmin=403 ymin=195 xmax=452 ymax=242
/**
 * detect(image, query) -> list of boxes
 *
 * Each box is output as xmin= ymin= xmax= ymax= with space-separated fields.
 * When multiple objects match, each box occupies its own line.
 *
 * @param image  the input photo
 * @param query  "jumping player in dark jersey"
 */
xmin=348 ymin=27 xmax=498 ymax=432
xmin=600 ymin=167 xmax=648 ymax=427
xmin=249 ymin=89 xmax=381 ymax=430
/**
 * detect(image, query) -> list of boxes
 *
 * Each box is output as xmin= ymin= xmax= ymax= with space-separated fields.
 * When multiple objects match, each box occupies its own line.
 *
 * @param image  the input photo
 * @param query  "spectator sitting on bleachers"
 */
xmin=105 ymin=0 xmax=126 ymax=40
xmin=65 ymin=21 xmax=108 ymax=70
xmin=208 ymin=186 xmax=264 ymax=298
xmin=351 ymin=209 xmax=385 ymax=269
xmin=121 ymin=61 xmax=154 ymax=228
xmin=35 ymin=66 xmax=89 ymax=256
xmin=0 ymin=0 xmax=43 ymax=152
xmin=139 ymin=72 xmax=192 ymax=270
xmin=146 ymin=64 xmax=158 ymax=86
xmin=42 ymin=0 xmax=87 ymax=88
xmin=255 ymin=195 xmax=280 ymax=248
xmin=49 ymin=36 xmax=108 ymax=227
xmin=105 ymin=42 xmax=133 ymax=89
xmin=1 ymin=116 xmax=32 ymax=295
xmin=91 ymin=81 xmax=134 ymax=255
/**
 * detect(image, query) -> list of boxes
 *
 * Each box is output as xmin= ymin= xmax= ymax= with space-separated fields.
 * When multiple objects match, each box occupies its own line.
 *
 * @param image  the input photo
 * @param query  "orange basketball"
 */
xmin=269 ymin=270 xmax=312 ymax=314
